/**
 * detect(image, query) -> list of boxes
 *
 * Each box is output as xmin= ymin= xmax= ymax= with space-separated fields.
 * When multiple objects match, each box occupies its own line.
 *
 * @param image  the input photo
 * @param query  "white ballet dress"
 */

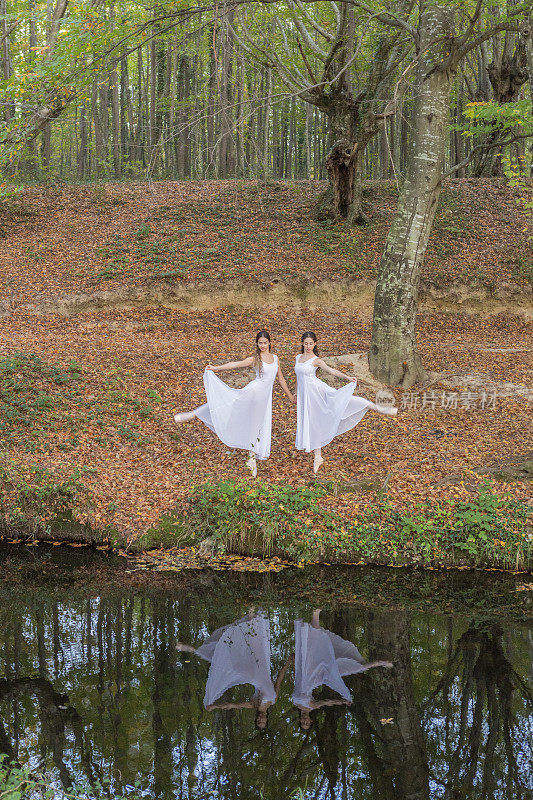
xmin=194 ymin=355 xmax=278 ymax=460
xmin=195 ymin=612 xmax=277 ymax=708
xmin=294 ymin=355 xmax=374 ymax=452
xmin=292 ymin=619 xmax=371 ymax=708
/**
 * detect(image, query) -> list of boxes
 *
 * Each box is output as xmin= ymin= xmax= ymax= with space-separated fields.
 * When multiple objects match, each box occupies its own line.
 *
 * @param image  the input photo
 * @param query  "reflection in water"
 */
xmin=292 ymin=609 xmax=393 ymax=731
xmin=0 ymin=580 xmax=531 ymax=799
xmin=177 ymin=608 xmax=292 ymax=729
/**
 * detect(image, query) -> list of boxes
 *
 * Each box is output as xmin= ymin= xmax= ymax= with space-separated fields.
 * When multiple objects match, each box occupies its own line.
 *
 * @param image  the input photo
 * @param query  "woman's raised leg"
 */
xmin=174 ymin=411 xmax=196 ymax=423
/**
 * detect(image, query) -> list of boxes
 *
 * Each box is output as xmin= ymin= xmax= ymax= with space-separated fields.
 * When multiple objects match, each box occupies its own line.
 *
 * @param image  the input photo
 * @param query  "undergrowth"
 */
xmin=163 ymin=479 xmax=533 ymax=569
xmin=0 ymin=754 xmax=142 ymax=799
xmin=0 ymin=456 xmax=94 ymax=539
xmin=0 ymin=353 xmax=154 ymax=452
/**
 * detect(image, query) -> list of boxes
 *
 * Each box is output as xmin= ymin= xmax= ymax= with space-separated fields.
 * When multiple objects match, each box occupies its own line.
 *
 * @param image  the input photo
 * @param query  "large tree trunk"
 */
xmin=473 ymin=26 xmax=529 ymax=176
xmin=369 ymin=4 xmax=456 ymax=387
xmin=324 ymin=139 xmax=369 ymax=225
xmin=358 ymin=611 xmax=430 ymax=800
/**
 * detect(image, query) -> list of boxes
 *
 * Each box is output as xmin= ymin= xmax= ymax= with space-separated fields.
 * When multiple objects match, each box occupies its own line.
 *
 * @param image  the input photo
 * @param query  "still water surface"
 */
xmin=0 ymin=551 xmax=531 ymax=799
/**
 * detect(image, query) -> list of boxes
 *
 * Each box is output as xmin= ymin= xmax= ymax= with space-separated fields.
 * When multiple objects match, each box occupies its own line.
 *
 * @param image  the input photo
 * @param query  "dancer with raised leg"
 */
xmin=294 ymin=332 xmax=397 ymax=474
xmin=176 ymin=608 xmax=292 ymax=730
xmin=174 ymin=330 xmax=295 ymax=477
xmin=292 ymin=608 xmax=393 ymax=730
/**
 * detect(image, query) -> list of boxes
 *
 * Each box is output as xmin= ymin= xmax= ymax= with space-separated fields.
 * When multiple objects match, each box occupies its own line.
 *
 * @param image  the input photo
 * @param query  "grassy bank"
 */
xmin=1 ymin=471 xmax=531 ymax=571
xmin=0 ymin=180 xmax=531 ymax=567
xmin=139 ymin=479 xmax=533 ymax=570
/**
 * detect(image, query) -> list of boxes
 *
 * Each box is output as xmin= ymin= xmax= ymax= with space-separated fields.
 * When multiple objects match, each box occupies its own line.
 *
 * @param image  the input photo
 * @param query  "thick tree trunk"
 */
xmin=356 ymin=611 xmax=430 ymax=800
xmin=369 ymin=4 xmax=456 ymax=387
xmin=473 ymin=30 xmax=529 ymax=176
xmin=314 ymin=138 xmax=369 ymax=225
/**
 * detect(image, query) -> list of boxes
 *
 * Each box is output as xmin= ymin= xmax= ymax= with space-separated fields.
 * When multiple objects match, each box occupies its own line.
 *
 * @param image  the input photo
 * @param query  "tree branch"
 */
xmin=440 ymin=132 xmax=532 ymax=180
xmin=291 ymin=0 xmax=334 ymax=42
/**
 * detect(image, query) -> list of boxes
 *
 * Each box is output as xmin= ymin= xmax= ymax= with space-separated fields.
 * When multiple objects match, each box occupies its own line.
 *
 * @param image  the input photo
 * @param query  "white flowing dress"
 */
xmin=194 ymin=355 xmax=278 ymax=460
xmin=292 ymin=619 xmax=372 ymax=708
xmin=294 ymin=356 xmax=375 ymax=452
xmin=195 ymin=612 xmax=276 ymax=708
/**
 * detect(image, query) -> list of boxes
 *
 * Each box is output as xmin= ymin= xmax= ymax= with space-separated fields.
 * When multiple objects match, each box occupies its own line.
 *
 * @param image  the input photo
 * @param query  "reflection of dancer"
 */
xmin=177 ymin=609 xmax=291 ymax=729
xmin=292 ymin=609 xmax=393 ymax=730
xmin=295 ymin=332 xmax=397 ymax=473
xmin=173 ymin=330 xmax=294 ymax=477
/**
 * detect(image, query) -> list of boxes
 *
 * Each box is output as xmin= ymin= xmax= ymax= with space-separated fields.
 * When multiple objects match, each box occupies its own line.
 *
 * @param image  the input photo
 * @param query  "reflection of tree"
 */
xmin=0 ymin=677 xmax=89 ymax=787
xmin=0 ymin=584 xmax=531 ymax=800
xmin=313 ymin=703 xmax=347 ymax=800
xmin=350 ymin=611 xmax=430 ymax=800
xmin=427 ymin=621 xmax=533 ymax=800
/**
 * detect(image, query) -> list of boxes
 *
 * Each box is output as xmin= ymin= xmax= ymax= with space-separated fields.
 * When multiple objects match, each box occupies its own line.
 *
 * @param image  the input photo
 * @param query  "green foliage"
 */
xmin=0 ymin=354 xmax=83 ymax=445
xmin=0 ymin=456 xmax=93 ymax=537
xmin=175 ymin=479 xmax=532 ymax=569
xmin=461 ymin=100 xmax=533 ymax=219
xmin=0 ymin=754 xmax=142 ymax=799
xmin=0 ymin=354 xmax=153 ymax=450
xmin=463 ymin=99 xmax=532 ymax=140
xmin=508 ymin=251 xmax=533 ymax=286
xmin=94 ymin=228 xmax=186 ymax=282
xmin=180 ymin=480 xmax=336 ymax=558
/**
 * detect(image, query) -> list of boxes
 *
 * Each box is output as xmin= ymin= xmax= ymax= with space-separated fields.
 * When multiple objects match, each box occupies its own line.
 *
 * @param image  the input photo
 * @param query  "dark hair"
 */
xmin=298 ymin=707 xmax=314 ymax=731
xmin=300 ymin=331 xmax=318 ymax=356
xmin=254 ymin=330 xmax=271 ymax=375
xmin=254 ymin=705 xmax=270 ymax=731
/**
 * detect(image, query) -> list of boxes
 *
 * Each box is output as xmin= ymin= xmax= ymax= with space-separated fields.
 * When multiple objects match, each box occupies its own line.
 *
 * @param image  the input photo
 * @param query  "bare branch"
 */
xmin=348 ymin=0 xmax=418 ymax=43
xmin=291 ymin=0 xmax=334 ymax=42
xmin=288 ymin=1 xmax=329 ymax=59
xmin=0 ymin=19 xmax=21 ymax=47
xmin=440 ymin=132 xmax=532 ymax=180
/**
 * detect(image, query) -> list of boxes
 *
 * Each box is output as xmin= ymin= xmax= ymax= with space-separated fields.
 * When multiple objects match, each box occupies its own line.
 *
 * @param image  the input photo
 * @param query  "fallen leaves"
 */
xmin=0 ymin=182 xmax=530 ymax=550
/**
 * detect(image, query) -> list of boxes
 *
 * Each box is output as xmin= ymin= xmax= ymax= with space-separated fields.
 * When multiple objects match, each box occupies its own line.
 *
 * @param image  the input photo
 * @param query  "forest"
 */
xmin=0 ymin=0 xmax=531 ymax=555
xmin=0 ymin=5 xmax=532 ymax=797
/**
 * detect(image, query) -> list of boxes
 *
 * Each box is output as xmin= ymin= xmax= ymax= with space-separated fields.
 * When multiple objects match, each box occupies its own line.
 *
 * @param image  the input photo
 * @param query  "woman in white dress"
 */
xmin=174 ymin=330 xmax=295 ymax=477
xmin=292 ymin=609 xmax=393 ymax=730
xmin=295 ymin=332 xmax=397 ymax=474
xmin=176 ymin=608 xmax=292 ymax=730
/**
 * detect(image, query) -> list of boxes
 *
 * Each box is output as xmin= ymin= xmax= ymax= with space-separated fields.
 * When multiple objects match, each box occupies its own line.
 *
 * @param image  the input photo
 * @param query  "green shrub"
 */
xmin=0 ymin=754 xmax=142 ymax=799
xmin=181 ymin=480 xmax=336 ymax=558
xmin=173 ymin=479 xmax=533 ymax=569
xmin=0 ymin=457 xmax=93 ymax=538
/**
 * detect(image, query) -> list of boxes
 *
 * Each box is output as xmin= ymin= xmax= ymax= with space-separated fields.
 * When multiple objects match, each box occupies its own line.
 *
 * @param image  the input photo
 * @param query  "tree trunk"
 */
xmin=77 ymin=104 xmax=87 ymax=179
xmin=360 ymin=611 xmax=430 ymax=800
xmin=316 ymin=138 xmax=369 ymax=225
xmin=109 ymin=5 xmax=121 ymax=178
xmin=1 ymin=0 xmax=14 ymax=123
xmin=369 ymin=4 xmax=456 ymax=387
xmin=91 ymin=80 xmax=104 ymax=175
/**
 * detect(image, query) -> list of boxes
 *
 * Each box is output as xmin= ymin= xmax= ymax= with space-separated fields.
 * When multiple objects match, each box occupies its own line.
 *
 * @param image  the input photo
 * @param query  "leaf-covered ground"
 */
xmin=0 ymin=179 xmax=531 ymax=554
xmin=0 ymin=179 xmax=531 ymax=303
xmin=0 ymin=304 xmax=531 ymax=544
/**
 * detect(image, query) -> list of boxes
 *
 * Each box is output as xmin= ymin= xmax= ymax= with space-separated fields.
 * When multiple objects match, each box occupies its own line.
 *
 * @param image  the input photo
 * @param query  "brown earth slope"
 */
xmin=0 ymin=180 xmax=531 ymax=544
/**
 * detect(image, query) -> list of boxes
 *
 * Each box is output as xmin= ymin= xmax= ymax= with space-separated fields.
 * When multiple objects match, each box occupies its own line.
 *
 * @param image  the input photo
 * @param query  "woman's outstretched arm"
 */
xmin=314 ymin=358 xmax=359 ymax=383
xmin=206 ymin=356 xmax=254 ymax=372
xmin=274 ymin=653 xmax=295 ymax=695
xmin=277 ymin=365 xmax=296 ymax=403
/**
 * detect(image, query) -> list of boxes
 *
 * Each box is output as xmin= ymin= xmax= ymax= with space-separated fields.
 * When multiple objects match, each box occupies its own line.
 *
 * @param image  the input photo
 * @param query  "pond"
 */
xmin=0 ymin=547 xmax=532 ymax=799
